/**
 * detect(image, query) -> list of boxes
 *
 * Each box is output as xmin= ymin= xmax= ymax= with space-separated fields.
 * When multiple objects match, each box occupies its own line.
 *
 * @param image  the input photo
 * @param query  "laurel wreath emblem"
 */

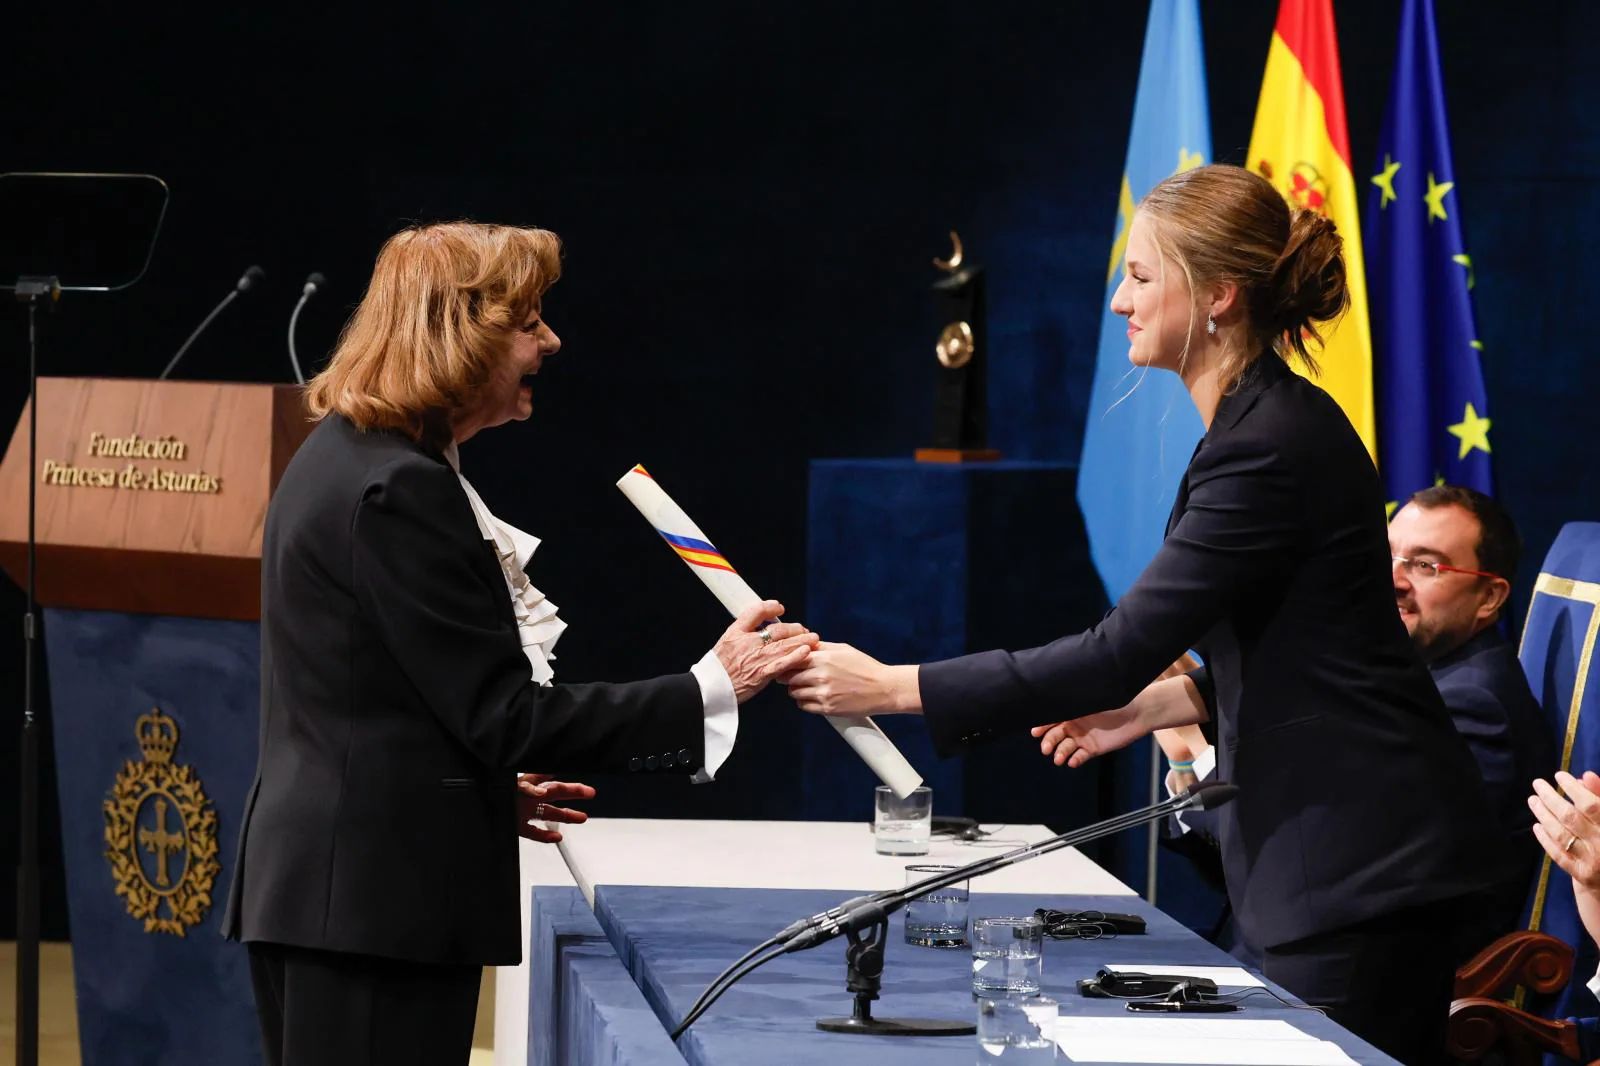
xmin=102 ymin=709 xmax=221 ymax=936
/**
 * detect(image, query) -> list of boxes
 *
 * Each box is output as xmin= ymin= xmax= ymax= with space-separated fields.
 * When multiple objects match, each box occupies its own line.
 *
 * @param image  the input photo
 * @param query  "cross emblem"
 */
xmin=138 ymin=797 xmax=185 ymax=888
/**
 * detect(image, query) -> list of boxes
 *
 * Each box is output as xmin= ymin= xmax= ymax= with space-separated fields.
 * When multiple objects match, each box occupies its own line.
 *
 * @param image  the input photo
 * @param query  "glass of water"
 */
xmin=904 ymin=864 xmax=969 ymax=947
xmin=976 ymin=996 xmax=1056 ymax=1062
xmin=971 ymin=915 xmax=1044 ymax=997
xmin=873 ymin=785 xmax=931 ymax=855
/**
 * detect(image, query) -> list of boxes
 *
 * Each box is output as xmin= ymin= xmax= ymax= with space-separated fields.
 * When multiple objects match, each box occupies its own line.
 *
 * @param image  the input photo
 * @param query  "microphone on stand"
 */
xmin=158 ymin=265 xmax=264 ymax=380
xmin=783 ymin=780 xmax=1240 ymax=953
xmin=670 ymin=780 xmax=1240 ymax=1039
xmin=287 ymin=271 xmax=326 ymax=385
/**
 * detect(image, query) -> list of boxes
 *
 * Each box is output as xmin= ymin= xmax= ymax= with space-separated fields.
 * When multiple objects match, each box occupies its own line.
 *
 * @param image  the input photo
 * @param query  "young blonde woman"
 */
xmin=788 ymin=165 xmax=1505 ymax=1063
xmin=223 ymin=223 xmax=816 ymax=1066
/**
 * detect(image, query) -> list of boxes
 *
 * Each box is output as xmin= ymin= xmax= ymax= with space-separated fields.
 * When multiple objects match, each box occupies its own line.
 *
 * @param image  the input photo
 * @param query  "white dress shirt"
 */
xmin=444 ymin=445 xmax=737 ymax=780
xmin=1164 ymin=745 xmax=1218 ymax=833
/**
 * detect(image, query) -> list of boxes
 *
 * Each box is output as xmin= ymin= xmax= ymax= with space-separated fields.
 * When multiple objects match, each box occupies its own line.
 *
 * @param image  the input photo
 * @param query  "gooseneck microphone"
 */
xmin=158 ymin=265 xmax=265 ymax=380
xmin=286 ymin=271 xmax=326 ymax=385
xmin=670 ymin=780 xmax=1240 ymax=1038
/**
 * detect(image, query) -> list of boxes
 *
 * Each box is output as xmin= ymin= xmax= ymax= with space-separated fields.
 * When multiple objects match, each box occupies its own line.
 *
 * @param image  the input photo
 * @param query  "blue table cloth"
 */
xmin=586 ymin=886 xmax=1401 ymax=1066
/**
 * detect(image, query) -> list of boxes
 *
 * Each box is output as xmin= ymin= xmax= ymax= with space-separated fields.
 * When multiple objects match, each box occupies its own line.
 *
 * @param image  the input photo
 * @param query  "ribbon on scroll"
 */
xmin=617 ymin=464 xmax=923 ymax=798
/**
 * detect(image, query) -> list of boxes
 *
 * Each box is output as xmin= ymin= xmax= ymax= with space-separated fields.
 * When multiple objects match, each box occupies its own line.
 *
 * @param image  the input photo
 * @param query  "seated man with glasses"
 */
xmin=1153 ymin=484 xmax=1552 ymax=963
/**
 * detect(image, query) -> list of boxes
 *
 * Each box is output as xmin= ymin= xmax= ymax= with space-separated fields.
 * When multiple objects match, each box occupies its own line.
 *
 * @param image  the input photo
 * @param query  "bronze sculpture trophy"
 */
xmin=915 ymin=231 xmax=999 ymax=463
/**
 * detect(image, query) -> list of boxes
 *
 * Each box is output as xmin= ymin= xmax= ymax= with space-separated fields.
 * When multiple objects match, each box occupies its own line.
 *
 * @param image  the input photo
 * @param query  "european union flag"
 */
xmin=1077 ymin=0 xmax=1211 ymax=604
xmin=1366 ymin=0 xmax=1494 ymax=507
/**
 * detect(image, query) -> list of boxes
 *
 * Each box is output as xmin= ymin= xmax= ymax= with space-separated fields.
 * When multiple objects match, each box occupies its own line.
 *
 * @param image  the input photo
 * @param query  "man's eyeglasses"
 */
xmin=1391 ymin=555 xmax=1500 ymax=581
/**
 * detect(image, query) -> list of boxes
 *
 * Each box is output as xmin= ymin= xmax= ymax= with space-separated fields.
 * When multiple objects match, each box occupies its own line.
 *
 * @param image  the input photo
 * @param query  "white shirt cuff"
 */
xmin=1167 ymin=746 xmax=1217 ymax=834
xmin=1587 ymin=964 xmax=1600 ymax=1002
xmin=689 ymin=649 xmax=738 ymax=783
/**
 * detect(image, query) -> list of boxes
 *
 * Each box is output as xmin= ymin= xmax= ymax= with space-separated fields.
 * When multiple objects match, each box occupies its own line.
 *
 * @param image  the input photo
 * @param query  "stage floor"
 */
xmin=0 ymin=942 xmax=500 ymax=1065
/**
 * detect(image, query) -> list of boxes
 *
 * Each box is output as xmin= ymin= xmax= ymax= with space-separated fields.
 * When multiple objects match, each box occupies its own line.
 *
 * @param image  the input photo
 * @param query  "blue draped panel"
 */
xmin=590 ymin=884 xmax=1399 ymax=1066
xmin=530 ymin=887 xmax=612 ymax=1066
xmin=560 ymin=948 xmax=688 ymax=1066
xmin=530 ymin=886 xmax=684 ymax=1066
xmin=43 ymin=607 xmax=261 ymax=1066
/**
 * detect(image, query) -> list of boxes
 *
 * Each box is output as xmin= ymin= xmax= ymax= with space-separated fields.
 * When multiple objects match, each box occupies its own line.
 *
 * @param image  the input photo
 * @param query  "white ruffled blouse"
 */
xmin=445 ymin=445 xmax=567 ymax=686
xmin=443 ymin=444 xmax=736 ymax=780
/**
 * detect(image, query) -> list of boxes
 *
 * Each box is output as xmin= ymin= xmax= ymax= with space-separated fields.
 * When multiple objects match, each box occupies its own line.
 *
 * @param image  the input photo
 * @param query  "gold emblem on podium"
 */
xmin=103 ymin=708 xmax=221 ymax=936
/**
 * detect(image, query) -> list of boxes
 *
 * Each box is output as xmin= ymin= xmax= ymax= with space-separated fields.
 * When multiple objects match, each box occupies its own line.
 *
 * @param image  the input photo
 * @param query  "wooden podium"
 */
xmin=0 ymin=376 xmax=312 ymax=620
xmin=0 ymin=377 xmax=311 ymax=1066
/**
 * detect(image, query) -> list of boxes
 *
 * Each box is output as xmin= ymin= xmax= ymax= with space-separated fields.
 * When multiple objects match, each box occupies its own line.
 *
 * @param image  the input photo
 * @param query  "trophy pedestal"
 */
xmin=913 ymin=447 xmax=1001 ymax=464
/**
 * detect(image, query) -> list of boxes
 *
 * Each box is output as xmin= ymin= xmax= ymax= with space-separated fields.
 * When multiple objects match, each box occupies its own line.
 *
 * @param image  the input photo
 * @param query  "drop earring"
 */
xmin=1206 ymin=314 xmax=1217 ymax=336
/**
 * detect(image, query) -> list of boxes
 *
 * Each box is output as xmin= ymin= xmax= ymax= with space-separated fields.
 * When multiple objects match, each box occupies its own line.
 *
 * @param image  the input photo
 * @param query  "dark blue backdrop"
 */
xmin=4 ymin=1 xmax=1598 ymax=937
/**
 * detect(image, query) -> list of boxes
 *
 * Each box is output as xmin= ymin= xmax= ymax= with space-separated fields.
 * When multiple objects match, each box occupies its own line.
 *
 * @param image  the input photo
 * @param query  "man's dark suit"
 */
xmin=224 ymin=414 xmax=705 ymax=969
xmin=917 ymin=355 xmax=1504 ymax=1061
xmin=1432 ymin=627 xmax=1556 ymax=919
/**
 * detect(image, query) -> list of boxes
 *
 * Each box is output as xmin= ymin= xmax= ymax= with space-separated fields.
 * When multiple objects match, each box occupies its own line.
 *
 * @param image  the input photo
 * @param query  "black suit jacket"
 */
xmin=920 ymin=355 xmax=1506 ymax=949
xmin=223 ymin=415 xmax=704 ymax=965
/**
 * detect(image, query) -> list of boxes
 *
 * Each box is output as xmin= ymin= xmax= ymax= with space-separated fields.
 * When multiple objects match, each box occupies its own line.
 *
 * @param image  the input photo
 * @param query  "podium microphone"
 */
xmin=158 ymin=265 xmax=265 ymax=380
xmin=287 ymin=271 xmax=326 ymax=385
xmin=671 ymin=780 xmax=1239 ymax=1039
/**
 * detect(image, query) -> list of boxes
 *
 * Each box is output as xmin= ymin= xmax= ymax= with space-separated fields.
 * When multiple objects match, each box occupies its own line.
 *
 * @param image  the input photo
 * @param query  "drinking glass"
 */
xmin=903 ymin=864 xmax=968 ymax=947
xmin=971 ymin=915 xmax=1044 ymax=997
xmin=975 ymin=995 xmax=1056 ymax=1062
xmin=873 ymin=785 xmax=931 ymax=855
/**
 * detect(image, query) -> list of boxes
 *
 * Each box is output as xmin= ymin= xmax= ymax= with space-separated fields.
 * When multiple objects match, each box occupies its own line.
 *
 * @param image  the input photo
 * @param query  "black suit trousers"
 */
xmin=248 ymin=942 xmax=481 ymax=1066
xmin=1261 ymin=898 xmax=1468 ymax=1066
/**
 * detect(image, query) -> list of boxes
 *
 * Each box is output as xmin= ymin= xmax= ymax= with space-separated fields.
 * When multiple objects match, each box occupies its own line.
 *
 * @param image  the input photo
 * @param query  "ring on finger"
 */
xmin=534 ymin=803 xmax=547 ymax=820
xmin=759 ymin=628 xmax=773 ymax=646
xmin=1567 ymin=833 xmax=1580 ymax=854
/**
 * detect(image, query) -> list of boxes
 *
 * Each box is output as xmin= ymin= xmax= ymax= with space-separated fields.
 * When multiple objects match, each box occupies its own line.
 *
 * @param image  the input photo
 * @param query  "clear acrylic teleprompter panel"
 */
xmin=0 ymin=172 xmax=168 ymax=292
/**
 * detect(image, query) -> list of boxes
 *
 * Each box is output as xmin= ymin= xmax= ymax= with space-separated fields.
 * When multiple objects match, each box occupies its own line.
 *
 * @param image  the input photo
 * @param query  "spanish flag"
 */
xmin=1247 ymin=0 xmax=1375 ymax=458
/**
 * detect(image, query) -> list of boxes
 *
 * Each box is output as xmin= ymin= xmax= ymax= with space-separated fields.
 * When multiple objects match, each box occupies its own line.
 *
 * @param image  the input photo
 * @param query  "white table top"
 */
xmin=555 ymin=817 xmax=1134 ymax=905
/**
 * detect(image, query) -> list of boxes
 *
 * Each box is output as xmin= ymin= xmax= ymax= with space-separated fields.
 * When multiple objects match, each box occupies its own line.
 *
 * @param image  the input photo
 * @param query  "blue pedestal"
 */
xmin=43 ymin=608 xmax=261 ymax=1066
xmin=802 ymin=459 xmax=1109 ymax=832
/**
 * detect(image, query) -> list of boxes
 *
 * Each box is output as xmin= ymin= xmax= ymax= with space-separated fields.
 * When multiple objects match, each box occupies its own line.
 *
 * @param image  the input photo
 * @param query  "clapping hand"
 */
xmin=1530 ymin=770 xmax=1600 ymax=945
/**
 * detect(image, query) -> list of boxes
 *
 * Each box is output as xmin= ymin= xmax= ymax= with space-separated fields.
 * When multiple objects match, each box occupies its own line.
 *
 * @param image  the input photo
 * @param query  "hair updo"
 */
xmin=1136 ymin=163 xmax=1349 ymax=389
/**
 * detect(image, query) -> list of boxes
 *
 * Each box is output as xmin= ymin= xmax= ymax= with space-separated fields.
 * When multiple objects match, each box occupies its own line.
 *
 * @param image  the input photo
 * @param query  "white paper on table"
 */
xmin=1104 ymin=964 xmax=1264 ymax=988
xmin=1055 ymin=1018 xmax=1356 ymax=1066
xmin=1056 ymin=1037 xmax=1357 ymax=1065
xmin=616 ymin=464 xmax=923 ymax=798
xmin=1059 ymin=1018 xmax=1311 ymax=1041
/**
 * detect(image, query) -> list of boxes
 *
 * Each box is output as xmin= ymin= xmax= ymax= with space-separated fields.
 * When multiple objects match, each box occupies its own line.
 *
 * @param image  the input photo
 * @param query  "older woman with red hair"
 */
xmin=222 ymin=222 xmax=815 ymax=1066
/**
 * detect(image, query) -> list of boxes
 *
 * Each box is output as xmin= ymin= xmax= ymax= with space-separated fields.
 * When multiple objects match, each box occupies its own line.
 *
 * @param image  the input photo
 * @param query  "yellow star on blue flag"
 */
xmin=1372 ymin=156 xmax=1400 ymax=207
xmin=1446 ymin=402 xmax=1491 ymax=459
xmin=1424 ymin=172 xmax=1454 ymax=222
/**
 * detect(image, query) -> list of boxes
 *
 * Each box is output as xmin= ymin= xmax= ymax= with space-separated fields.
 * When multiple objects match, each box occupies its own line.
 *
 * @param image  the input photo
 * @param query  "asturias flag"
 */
xmin=1366 ymin=0 xmax=1493 ymax=507
xmin=1077 ymin=0 xmax=1211 ymax=605
xmin=1247 ymin=0 xmax=1375 ymax=457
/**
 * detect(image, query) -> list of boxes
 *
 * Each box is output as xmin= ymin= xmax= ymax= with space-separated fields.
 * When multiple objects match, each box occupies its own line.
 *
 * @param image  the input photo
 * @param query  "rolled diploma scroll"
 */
xmin=617 ymin=464 xmax=923 ymax=798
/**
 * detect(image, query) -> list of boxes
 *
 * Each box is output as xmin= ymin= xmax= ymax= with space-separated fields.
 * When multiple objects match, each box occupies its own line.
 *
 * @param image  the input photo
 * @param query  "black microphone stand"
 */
xmin=158 ymin=265 xmax=264 ymax=381
xmin=1 ymin=171 xmax=167 ymax=1066
xmin=286 ymin=272 xmax=325 ymax=385
xmin=671 ymin=781 xmax=1238 ymax=1040
xmin=12 ymin=275 xmax=57 ymax=1066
